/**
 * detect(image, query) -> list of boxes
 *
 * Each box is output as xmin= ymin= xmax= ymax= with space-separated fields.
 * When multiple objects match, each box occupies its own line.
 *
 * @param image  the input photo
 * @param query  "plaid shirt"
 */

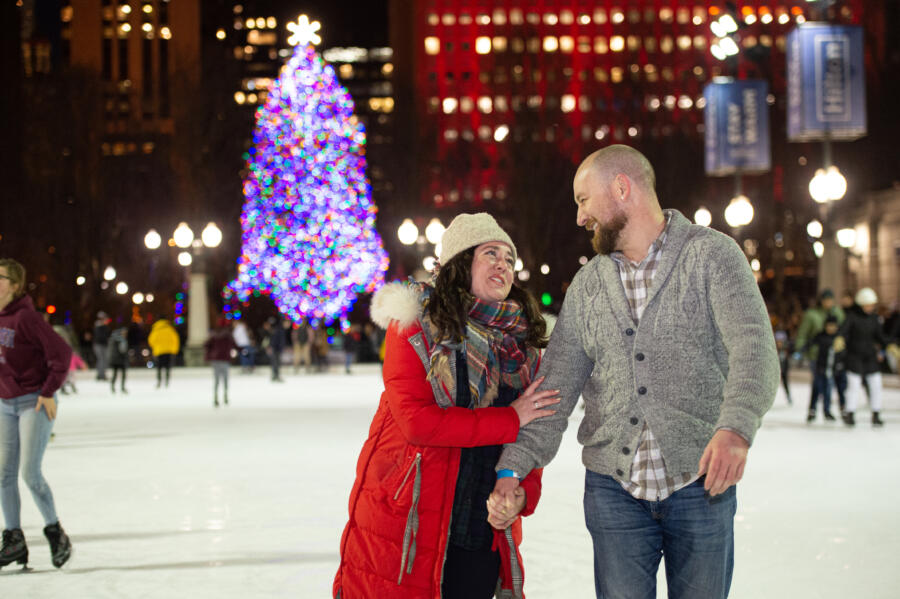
xmin=610 ymin=213 xmax=699 ymax=501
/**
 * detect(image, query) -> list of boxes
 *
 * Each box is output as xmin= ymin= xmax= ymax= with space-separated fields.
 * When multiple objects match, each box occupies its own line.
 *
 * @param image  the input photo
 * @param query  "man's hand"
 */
xmin=697 ymin=429 xmax=749 ymax=496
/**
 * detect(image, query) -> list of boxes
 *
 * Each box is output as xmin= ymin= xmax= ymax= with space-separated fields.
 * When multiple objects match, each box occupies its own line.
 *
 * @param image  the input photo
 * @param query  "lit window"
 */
xmin=478 ymin=126 xmax=492 ymax=140
xmin=610 ymin=36 xmax=625 ymax=52
xmin=677 ymin=35 xmax=692 ymax=50
xmin=461 ymin=130 xmax=474 ymax=141
xmin=382 ymin=63 xmax=393 ymax=75
xmin=544 ymin=13 xmax=558 ymax=25
xmin=660 ymin=36 xmax=673 ymax=53
xmin=511 ymin=38 xmax=524 ymax=53
xmin=645 ymin=37 xmax=657 ymax=52
xmin=234 ymin=19 xmax=243 ymax=30
xmin=664 ymin=95 xmax=676 ymax=110
xmin=493 ymin=9 xmax=506 ymax=25
xmin=694 ymin=36 xmax=706 ymax=49
xmin=561 ymin=94 xmax=576 ymax=112
xmin=693 ymin=7 xmax=706 ymax=24
xmin=494 ymin=96 xmax=508 ymax=112
xmin=648 ymin=96 xmax=661 ymax=110
xmin=477 ymin=96 xmax=492 ymax=113
xmin=161 ymin=26 xmax=172 ymax=40
xmin=659 ymin=8 xmax=674 ymax=23
xmin=442 ymin=98 xmax=458 ymax=113
xmin=459 ymin=14 xmax=472 ymax=25
xmin=662 ymin=67 xmax=674 ymax=81
xmin=628 ymin=126 xmax=639 ymax=138
xmin=577 ymin=36 xmax=591 ymax=52
xmin=543 ymin=36 xmax=559 ymax=52
xmin=561 ymin=10 xmax=574 ymax=24
xmin=527 ymin=95 xmax=542 ymax=109
xmin=677 ymin=8 xmax=690 ymax=24
xmin=696 ymin=97 xmax=707 ymax=109
xmin=61 ymin=6 xmax=73 ymax=22
xmin=611 ymin=9 xmax=625 ymax=24
xmin=594 ymin=67 xmax=608 ymax=82
xmin=527 ymin=38 xmax=540 ymax=52
xmin=579 ymin=96 xmax=591 ymax=112
xmin=444 ymin=129 xmax=458 ymax=141
xmin=477 ymin=13 xmax=490 ymax=25
xmin=579 ymin=13 xmax=591 ymax=25
xmin=120 ymin=22 xmax=132 ymax=33
xmin=526 ymin=12 xmax=540 ymax=25
xmin=510 ymin=9 xmax=523 ymax=25
xmin=476 ymin=36 xmax=491 ymax=54
xmin=424 ymin=37 xmax=440 ymax=55
xmin=339 ymin=64 xmax=353 ymax=78
xmin=643 ymin=8 xmax=655 ymax=23
xmin=142 ymin=23 xmax=153 ymax=33
xmin=761 ymin=13 xmax=773 ymax=24
xmin=593 ymin=9 xmax=607 ymax=24
xmin=492 ymin=36 xmax=507 ymax=52
xmin=760 ymin=35 xmax=773 ymax=47
xmin=442 ymin=13 xmax=455 ymax=26
xmin=427 ymin=13 xmax=439 ymax=26
xmin=627 ymin=36 xmax=640 ymax=51
xmin=255 ymin=17 xmax=265 ymax=29
xmin=267 ymin=17 xmax=276 ymax=28
xmin=693 ymin=66 xmax=704 ymax=77
xmin=216 ymin=29 xmax=226 ymax=40
xmin=594 ymin=37 xmax=608 ymax=53
xmin=745 ymin=13 xmax=758 ymax=25
xmin=460 ymin=97 xmax=474 ymax=113
xmin=119 ymin=4 xmax=131 ymax=16
xmin=611 ymin=67 xmax=624 ymax=83
xmin=678 ymin=95 xmax=693 ymax=109
xmin=234 ymin=91 xmax=246 ymax=104
xmin=245 ymin=18 xmax=254 ymax=28
xmin=427 ymin=97 xmax=439 ymax=113
xmin=247 ymin=93 xmax=258 ymax=103
xmin=143 ymin=4 xmax=153 ymax=14
xmin=560 ymin=36 xmax=574 ymax=52
xmin=776 ymin=36 xmax=786 ymax=51
xmin=743 ymin=36 xmax=757 ymax=48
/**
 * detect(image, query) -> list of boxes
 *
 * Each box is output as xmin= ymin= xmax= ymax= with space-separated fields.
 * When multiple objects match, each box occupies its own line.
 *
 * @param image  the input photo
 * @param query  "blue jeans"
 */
xmin=811 ymin=373 xmax=833 ymax=413
xmin=0 ymin=393 xmax=59 ymax=529
xmin=584 ymin=470 xmax=736 ymax=599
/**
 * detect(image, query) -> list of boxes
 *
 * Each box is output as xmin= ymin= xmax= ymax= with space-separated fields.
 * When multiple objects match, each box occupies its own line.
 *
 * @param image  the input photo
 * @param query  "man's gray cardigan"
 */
xmin=498 ymin=209 xmax=779 ymax=480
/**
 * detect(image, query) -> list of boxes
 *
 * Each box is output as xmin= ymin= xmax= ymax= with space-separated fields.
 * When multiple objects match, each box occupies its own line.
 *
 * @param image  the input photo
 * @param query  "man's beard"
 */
xmin=590 ymin=210 xmax=628 ymax=255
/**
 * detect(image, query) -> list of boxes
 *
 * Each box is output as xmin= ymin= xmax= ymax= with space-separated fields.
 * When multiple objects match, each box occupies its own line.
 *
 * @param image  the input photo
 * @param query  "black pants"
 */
xmin=441 ymin=544 xmax=500 ymax=599
xmin=111 ymin=366 xmax=127 ymax=390
xmin=156 ymin=354 xmax=173 ymax=386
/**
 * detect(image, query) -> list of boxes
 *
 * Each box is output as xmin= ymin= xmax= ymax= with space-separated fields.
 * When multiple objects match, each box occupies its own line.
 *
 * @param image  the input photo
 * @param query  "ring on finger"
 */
xmin=533 ymin=400 xmax=539 ymax=409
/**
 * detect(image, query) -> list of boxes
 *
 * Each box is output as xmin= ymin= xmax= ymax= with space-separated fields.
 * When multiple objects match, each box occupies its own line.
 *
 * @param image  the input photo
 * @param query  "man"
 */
xmin=794 ymin=289 xmax=845 ymax=418
xmin=490 ymin=145 xmax=779 ymax=598
xmin=92 ymin=310 xmax=110 ymax=381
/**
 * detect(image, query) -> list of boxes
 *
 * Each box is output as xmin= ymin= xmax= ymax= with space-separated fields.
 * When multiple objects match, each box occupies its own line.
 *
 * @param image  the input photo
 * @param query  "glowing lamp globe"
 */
xmin=724 ymin=195 xmax=754 ymax=228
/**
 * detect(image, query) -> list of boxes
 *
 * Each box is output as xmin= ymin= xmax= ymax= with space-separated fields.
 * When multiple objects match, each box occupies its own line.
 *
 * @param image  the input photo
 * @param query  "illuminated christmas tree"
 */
xmin=225 ymin=16 xmax=389 ymax=328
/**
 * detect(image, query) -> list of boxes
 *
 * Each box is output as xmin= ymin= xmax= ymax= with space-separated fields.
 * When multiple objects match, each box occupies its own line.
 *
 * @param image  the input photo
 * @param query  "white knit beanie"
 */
xmin=438 ymin=213 xmax=517 ymax=265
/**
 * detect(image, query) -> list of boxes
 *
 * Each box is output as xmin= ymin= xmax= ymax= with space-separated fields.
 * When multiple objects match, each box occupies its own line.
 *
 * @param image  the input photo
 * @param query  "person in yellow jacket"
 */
xmin=148 ymin=318 xmax=180 ymax=388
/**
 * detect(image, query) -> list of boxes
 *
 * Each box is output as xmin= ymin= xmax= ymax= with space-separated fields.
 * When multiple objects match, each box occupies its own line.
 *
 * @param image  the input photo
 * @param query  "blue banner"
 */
xmin=787 ymin=23 xmax=866 ymax=141
xmin=704 ymin=79 xmax=771 ymax=176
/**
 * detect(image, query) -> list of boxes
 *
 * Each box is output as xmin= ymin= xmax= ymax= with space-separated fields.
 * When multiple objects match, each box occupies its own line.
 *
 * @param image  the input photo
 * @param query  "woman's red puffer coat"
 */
xmin=334 ymin=319 xmax=542 ymax=599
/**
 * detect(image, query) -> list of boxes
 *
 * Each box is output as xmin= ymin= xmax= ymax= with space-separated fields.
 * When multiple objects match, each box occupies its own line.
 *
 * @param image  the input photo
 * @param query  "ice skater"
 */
xmin=798 ymin=316 xmax=844 ymax=422
xmin=0 ymin=258 xmax=73 ymax=570
xmin=491 ymin=145 xmax=779 ymax=599
xmin=334 ymin=213 xmax=559 ymax=599
xmin=837 ymin=288 xmax=899 ymax=427
xmin=204 ymin=319 xmax=236 ymax=407
xmin=148 ymin=316 xmax=179 ymax=388
xmin=107 ymin=322 xmax=129 ymax=394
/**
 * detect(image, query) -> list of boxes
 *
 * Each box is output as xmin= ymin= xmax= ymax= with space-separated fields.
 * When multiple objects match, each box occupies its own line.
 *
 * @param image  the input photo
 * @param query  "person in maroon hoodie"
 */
xmin=204 ymin=318 xmax=237 ymax=408
xmin=0 ymin=259 xmax=73 ymax=570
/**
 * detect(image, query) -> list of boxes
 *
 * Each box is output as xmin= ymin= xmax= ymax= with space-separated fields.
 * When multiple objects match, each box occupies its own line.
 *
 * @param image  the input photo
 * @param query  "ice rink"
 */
xmin=2 ymin=364 xmax=899 ymax=598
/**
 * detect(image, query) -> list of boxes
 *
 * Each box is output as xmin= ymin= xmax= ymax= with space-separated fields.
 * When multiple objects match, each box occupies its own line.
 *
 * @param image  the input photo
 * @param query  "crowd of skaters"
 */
xmin=770 ymin=287 xmax=900 ymax=427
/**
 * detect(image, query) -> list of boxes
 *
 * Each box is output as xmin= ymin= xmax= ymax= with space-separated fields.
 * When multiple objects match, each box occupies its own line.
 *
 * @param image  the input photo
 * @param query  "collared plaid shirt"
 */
xmin=610 ymin=212 xmax=699 ymax=501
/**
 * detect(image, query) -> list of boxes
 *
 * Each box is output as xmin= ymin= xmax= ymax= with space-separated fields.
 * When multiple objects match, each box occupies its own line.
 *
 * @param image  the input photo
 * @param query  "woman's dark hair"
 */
xmin=427 ymin=248 xmax=548 ymax=349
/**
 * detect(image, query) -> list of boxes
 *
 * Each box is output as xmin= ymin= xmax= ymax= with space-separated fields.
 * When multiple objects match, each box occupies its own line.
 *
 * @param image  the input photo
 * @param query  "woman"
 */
xmin=148 ymin=316 xmax=180 ymax=388
xmin=204 ymin=319 xmax=236 ymax=407
xmin=0 ymin=258 xmax=73 ymax=569
xmin=334 ymin=213 xmax=560 ymax=599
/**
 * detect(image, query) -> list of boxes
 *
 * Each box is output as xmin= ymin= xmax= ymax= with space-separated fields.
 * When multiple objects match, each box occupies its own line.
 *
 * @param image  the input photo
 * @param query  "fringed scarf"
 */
xmin=414 ymin=282 xmax=540 ymax=408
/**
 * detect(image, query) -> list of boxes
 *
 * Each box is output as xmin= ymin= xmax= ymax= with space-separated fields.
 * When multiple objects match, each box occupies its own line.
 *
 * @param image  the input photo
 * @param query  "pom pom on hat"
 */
xmin=438 ymin=213 xmax=517 ymax=265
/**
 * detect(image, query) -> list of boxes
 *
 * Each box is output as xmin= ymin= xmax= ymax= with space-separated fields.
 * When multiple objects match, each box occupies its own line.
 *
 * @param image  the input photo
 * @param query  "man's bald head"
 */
xmin=576 ymin=145 xmax=657 ymax=196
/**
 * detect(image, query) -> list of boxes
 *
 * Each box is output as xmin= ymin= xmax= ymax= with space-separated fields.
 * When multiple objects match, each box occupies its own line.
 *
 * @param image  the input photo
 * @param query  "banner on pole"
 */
xmin=704 ymin=79 xmax=771 ymax=176
xmin=787 ymin=23 xmax=866 ymax=141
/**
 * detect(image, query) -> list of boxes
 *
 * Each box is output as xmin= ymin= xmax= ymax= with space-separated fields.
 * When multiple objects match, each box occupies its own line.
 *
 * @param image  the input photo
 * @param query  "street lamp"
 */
xmin=835 ymin=228 xmax=857 ymax=249
xmin=173 ymin=222 xmax=194 ymax=248
xmin=809 ymin=166 xmax=847 ymax=203
xmin=144 ymin=229 xmax=162 ymax=250
xmin=201 ymin=222 xmax=223 ymax=248
xmin=397 ymin=219 xmax=418 ymax=245
xmin=694 ymin=207 xmax=712 ymax=227
xmin=724 ymin=195 xmax=754 ymax=228
xmin=103 ymin=266 xmax=117 ymax=281
xmin=424 ymin=218 xmax=445 ymax=245
xmin=806 ymin=219 xmax=823 ymax=238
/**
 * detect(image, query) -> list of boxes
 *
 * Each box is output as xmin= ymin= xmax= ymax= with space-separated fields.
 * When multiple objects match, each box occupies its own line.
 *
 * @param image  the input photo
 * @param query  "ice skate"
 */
xmin=872 ymin=412 xmax=884 ymax=427
xmin=0 ymin=529 xmax=28 ymax=569
xmin=43 ymin=522 xmax=72 ymax=568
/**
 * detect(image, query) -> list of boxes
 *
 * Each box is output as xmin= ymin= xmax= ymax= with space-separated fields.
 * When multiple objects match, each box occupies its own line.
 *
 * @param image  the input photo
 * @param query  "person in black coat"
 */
xmin=106 ymin=325 xmax=129 ymax=393
xmin=837 ymin=288 xmax=898 ymax=427
xmin=266 ymin=316 xmax=287 ymax=382
xmin=802 ymin=317 xmax=844 ymax=423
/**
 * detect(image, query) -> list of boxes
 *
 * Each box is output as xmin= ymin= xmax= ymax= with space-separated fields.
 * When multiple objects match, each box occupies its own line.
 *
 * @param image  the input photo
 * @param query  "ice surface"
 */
xmin=2 ymin=366 xmax=898 ymax=598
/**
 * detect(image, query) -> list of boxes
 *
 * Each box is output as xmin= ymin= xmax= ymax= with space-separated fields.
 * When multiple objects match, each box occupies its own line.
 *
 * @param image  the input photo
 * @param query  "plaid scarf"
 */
xmin=414 ymin=282 xmax=540 ymax=408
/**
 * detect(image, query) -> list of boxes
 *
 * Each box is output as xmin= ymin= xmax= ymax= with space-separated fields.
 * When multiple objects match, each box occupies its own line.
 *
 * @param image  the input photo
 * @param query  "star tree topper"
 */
xmin=287 ymin=14 xmax=322 ymax=47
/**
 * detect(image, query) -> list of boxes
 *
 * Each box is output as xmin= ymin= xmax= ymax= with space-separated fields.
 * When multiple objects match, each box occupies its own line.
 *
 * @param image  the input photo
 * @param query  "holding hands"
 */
xmin=487 ymin=481 xmax=526 ymax=529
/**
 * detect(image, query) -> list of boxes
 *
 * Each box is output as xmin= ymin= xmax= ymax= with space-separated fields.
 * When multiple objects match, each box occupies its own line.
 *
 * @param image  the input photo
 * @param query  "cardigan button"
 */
xmin=636 ymin=353 xmax=645 ymax=361
xmin=622 ymin=447 xmax=631 ymax=455
xmin=625 ymin=328 xmax=634 ymax=336
xmin=638 ymin=386 xmax=647 ymax=395
xmin=616 ymin=469 xmax=624 ymax=476
xmin=630 ymin=417 xmax=639 ymax=425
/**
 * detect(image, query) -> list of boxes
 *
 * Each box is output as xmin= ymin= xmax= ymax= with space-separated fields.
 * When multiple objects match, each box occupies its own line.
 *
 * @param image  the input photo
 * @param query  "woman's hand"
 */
xmin=510 ymin=376 xmax=560 ymax=427
xmin=35 ymin=396 xmax=57 ymax=420
xmin=487 ymin=486 xmax=527 ymax=529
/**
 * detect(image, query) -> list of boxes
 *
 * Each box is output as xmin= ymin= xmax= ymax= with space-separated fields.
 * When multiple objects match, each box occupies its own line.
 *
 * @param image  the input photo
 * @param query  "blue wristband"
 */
xmin=497 ymin=469 xmax=520 ymax=480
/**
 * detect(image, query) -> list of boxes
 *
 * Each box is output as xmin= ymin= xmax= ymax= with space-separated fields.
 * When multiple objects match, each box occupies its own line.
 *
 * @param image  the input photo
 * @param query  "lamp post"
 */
xmin=397 ymin=217 xmax=442 ymax=282
xmin=145 ymin=221 xmax=222 ymax=366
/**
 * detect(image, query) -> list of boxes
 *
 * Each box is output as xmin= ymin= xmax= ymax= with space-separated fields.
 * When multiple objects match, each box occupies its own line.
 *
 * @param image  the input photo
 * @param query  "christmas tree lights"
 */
xmin=225 ymin=18 xmax=389 ymax=327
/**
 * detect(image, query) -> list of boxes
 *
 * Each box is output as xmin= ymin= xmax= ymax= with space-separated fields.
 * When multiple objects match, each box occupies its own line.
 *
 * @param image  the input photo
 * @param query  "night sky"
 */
xmin=264 ymin=1 xmax=390 ymax=48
